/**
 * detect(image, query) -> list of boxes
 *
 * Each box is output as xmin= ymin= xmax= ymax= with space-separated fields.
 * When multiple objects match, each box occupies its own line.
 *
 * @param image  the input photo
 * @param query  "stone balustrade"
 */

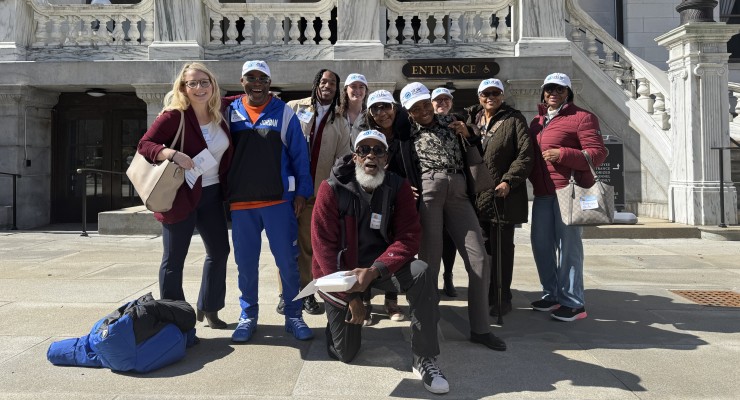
xmin=566 ymin=0 xmax=671 ymax=131
xmin=26 ymin=0 xmax=153 ymax=60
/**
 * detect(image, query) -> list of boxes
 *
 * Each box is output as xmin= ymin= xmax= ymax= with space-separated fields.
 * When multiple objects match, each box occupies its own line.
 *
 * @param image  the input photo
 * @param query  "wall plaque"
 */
xmin=402 ymin=59 xmax=500 ymax=79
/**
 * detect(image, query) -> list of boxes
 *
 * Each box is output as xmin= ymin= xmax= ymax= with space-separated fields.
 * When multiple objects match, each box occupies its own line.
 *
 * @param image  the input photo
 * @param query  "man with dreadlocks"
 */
xmin=280 ymin=69 xmax=351 ymax=315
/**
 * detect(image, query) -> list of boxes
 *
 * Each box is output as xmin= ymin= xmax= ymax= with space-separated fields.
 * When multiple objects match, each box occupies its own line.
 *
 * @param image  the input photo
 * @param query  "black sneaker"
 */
xmin=531 ymin=299 xmax=560 ymax=312
xmin=303 ymin=294 xmax=323 ymax=315
xmin=413 ymin=355 xmax=449 ymax=394
xmin=276 ymin=294 xmax=285 ymax=315
xmin=551 ymin=306 xmax=587 ymax=322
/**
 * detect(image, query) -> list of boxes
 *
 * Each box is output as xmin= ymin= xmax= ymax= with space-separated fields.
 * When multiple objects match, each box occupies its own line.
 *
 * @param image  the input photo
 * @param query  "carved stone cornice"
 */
xmin=0 ymin=85 xmax=59 ymax=107
xmin=132 ymin=84 xmax=171 ymax=105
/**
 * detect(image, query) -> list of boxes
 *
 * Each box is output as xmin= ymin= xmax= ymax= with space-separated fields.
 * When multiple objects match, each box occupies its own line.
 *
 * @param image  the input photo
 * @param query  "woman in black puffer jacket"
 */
xmin=463 ymin=78 xmax=533 ymax=317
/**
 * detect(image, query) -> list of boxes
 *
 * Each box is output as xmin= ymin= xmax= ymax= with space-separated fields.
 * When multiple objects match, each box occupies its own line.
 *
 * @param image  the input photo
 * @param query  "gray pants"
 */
xmin=419 ymin=171 xmax=491 ymax=334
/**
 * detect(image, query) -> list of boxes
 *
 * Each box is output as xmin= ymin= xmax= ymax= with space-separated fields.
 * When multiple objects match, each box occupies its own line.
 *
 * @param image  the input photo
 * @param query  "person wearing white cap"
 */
xmin=461 ymin=78 xmax=534 ymax=318
xmin=400 ymin=82 xmax=506 ymax=352
xmin=280 ymin=69 xmax=351 ymax=317
xmin=340 ymin=73 xmax=369 ymax=127
xmin=528 ymin=72 xmax=607 ymax=322
xmin=350 ymin=89 xmax=419 ymax=324
xmin=430 ymin=86 xmax=460 ymax=298
xmin=311 ymin=129 xmax=449 ymax=394
xmin=224 ymin=60 xmax=315 ymax=342
xmin=431 ymin=87 xmax=454 ymax=116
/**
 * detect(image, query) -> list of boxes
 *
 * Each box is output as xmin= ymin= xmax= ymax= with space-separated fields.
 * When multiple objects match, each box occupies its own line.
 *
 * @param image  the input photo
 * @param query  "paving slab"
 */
xmin=0 ymin=228 xmax=739 ymax=399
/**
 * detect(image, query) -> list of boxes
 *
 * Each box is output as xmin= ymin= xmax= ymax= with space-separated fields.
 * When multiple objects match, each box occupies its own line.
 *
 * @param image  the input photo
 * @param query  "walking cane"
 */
xmin=491 ymin=198 xmax=504 ymax=325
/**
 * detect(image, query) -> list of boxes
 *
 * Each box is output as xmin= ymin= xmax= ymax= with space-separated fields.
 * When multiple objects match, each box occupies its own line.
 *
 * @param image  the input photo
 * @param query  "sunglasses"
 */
xmin=369 ymin=103 xmax=393 ymax=115
xmin=355 ymin=144 xmax=387 ymax=157
xmin=543 ymin=85 xmax=567 ymax=94
xmin=183 ymin=79 xmax=212 ymax=89
xmin=244 ymin=76 xmax=271 ymax=83
xmin=479 ymin=90 xmax=503 ymax=98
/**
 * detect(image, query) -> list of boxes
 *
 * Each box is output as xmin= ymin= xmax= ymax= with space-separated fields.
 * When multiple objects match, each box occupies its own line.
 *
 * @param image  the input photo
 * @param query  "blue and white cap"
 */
xmin=400 ymin=82 xmax=430 ymax=109
xmin=354 ymin=129 xmax=388 ymax=150
xmin=478 ymin=78 xmax=505 ymax=94
xmin=344 ymin=73 xmax=368 ymax=87
xmin=241 ymin=60 xmax=271 ymax=78
xmin=542 ymin=72 xmax=571 ymax=88
xmin=367 ymin=90 xmax=395 ymax=108
xmin=431 ymin=87 xmax=454 ymax=100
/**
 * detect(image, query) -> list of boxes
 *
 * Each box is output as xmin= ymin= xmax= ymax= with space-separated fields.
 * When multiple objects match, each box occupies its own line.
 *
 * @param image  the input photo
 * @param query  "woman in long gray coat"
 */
xmin=464 ymin=78 xmax=533 ymax=317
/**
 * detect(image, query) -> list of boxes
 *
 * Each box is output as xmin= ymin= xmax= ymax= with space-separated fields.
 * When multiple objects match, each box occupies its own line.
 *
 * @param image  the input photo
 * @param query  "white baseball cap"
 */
xmin=367 ymin=90 xmax=395 ymax=108
xmin=400 ymin=82 xmax=431 ymax=109
xmin=241 ymin=60 xmax=271 ymax=78
xmin=542 ymin=72 xmax=571 ymax=88
xmin=344 ymin=73 xmax=368 ymax=87
xmin=431 ymin=87 xmax=454 ymax=100
xmin=354 ymin=129 xmax=388 ymax=150
xmin=478 ymin=78 xmax=505 ymax=94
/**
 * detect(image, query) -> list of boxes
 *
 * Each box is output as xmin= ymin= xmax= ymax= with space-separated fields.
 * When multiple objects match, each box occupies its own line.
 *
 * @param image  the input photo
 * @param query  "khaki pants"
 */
xmin=278 ymin=196 xmax=315 ymax=293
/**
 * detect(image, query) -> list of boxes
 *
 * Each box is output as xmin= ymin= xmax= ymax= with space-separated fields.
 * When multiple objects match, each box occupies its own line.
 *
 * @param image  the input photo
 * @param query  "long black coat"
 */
xmin=463 ymin=103 xmax=534 ymax=224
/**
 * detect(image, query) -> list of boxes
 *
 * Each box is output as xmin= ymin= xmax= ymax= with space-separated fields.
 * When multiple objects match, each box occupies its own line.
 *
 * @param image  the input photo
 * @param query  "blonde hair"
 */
xmin=162 ymin=62 xmax=223 ymax=125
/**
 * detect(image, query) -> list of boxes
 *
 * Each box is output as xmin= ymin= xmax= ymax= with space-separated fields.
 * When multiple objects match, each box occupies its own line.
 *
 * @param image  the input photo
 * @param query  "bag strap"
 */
xmin=169 ymin=109 xmax=186 ymax=152
xmin=580 ymin=150 xmax=600 ymax=183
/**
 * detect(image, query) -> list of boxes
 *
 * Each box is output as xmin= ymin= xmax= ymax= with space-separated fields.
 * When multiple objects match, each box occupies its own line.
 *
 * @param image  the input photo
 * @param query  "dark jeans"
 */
xmin=482 ymin=222 xmax=515 ymax=305
xmin=160 ymin=184 xmax=230 ymax=312
xmin=325 ymin=260 xmax=440 ymax=363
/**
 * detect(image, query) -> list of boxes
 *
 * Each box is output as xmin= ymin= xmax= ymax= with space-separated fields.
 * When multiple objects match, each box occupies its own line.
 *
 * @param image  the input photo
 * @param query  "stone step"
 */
xmin=97 ymin=206 xmax=161 ymax=235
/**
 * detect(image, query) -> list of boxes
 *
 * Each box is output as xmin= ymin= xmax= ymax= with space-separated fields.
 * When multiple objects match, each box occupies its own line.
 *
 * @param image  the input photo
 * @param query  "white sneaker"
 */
xmin=413 ymin=355 xmax=449 ymax=394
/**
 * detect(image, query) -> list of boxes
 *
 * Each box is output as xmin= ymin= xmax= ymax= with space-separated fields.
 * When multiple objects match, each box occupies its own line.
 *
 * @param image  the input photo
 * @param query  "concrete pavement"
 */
xmin=0 ymin=225 xmax=739 ymax=399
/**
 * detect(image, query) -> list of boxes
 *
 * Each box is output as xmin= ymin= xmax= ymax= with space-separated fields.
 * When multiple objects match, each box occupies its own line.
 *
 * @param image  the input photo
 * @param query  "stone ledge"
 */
xmin=98 ymin=206 xmax=161 ymax=235
xmin=699 ymin=225 xmax=740 ymax=241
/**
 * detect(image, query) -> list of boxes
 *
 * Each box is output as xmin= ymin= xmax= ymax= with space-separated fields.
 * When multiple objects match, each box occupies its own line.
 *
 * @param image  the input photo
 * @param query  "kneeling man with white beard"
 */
xmin=311 ymin=130 xmax=449 ymax=395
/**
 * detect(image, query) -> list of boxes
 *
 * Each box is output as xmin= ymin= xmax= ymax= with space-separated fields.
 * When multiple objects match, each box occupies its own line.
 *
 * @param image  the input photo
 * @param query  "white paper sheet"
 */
xmin=185 ymin=148 xmax=218 ymax=189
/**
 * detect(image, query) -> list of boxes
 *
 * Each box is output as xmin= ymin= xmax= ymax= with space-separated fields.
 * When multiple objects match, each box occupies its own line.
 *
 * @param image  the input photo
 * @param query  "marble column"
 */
xmin=133 ymin=84 xmax=171 ymax=126
xmin=0 ymin=85 xmax=59 ymax=229
xmin=148 ymin=0 xmax=205 ymax=60
xmin=657 ymin=23 xmax=739 ymax=225
xmin=0 ymin=0 xmax=33 ymax=61
xmin=334 ymin=0 xmax=383 ymax=60
xmin=515 ymin=0 xmax=570 ymax=57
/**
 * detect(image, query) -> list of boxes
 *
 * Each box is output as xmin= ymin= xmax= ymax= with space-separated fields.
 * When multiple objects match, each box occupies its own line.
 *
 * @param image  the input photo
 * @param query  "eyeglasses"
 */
xmin=543 ymin=85 xmax=567 ymax=94
xmin=355 ymin=144 xmax=387 ymax=157
xmin=479 ymin=91 xmax=503 ymax=98
xmin=183 ymin=79 xmax=212 ymax=89
xmin=433 ymin=97 xmax=452 ymax=103
xmin=244 ymin=76 xmax=271 ymax=84
xmin=369 ymin=103 xmax=393 ymax=115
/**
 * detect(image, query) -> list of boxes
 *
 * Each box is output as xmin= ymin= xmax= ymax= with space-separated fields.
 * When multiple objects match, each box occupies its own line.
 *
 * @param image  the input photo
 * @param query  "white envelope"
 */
xmin=292 ymin=271 xmax=358 ymax=301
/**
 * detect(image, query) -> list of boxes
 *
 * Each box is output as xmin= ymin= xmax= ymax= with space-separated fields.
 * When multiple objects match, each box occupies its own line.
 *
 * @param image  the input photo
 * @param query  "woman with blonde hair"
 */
xmin=136 ymin=62 xmax=233 ymax=329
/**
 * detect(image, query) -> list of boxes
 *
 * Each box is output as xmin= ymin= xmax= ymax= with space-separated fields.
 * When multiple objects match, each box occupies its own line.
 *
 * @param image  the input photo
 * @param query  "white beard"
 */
xmin=355 ymin=160 xmax=385 ymax=190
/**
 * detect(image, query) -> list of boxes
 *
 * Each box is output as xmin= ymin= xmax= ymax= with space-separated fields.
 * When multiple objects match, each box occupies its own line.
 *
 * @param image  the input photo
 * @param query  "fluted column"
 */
xmin=133 ymin=84 xmax=170 ymax=126
xmin=0 ymin=0 xmax=33 ymax=60
xmin=334 ymin=0 xmax=383 ymax=60
xmin=515 ymin=0 xmax=570 ymax=57
xmin=657 ymin=23 xmax=739 ymax=225
xmin=148 ymin=0 xmax=205 ymax=60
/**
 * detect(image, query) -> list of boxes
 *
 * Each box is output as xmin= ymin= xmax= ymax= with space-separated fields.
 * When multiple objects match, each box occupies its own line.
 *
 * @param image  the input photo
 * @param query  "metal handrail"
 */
xmin=0 ymin=171 xmax=19 ymax=230
xmin=75 ymin=168 xmax=126 ymax=237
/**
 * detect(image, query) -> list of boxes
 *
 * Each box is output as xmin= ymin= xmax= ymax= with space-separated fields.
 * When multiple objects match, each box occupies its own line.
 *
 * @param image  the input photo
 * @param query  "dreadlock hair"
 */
xmin=311 ymin=69 xmax=341 ymax=123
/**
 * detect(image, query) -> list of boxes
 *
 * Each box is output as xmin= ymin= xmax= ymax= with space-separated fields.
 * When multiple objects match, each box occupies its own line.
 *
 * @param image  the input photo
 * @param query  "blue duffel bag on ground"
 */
xmin=47 ymin=293 xmax=197 ymax=373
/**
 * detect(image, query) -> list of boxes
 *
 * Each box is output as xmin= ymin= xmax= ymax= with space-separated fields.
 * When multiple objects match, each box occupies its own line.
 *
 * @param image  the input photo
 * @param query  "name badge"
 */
xmin=579 ymin=195 xmax=599 ymax=210
xmin=231 ymin=110 xmax=247 ymax=122
xmin=370 ymin=213 xmax=382 ymax=229
xmin=296 ymin=108 xmax=314 ymax=124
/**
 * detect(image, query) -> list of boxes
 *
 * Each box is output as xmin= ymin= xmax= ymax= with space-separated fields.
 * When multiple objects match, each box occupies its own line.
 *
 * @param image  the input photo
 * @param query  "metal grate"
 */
xmin=670 ymin=290 xmax=740 ymax=307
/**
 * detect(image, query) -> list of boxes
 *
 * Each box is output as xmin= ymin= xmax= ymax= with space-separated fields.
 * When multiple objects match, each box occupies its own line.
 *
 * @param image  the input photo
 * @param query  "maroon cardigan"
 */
xmin=528 ymin=102 xmax=607 ymax=196
xmin=136 ymin=107 xmax=233 ymax=224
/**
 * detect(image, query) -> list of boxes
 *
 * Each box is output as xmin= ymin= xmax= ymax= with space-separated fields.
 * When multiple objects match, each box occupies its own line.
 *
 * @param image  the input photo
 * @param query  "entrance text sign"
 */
xmin=402 ymin=59 xmax=500 ymax=79
xmin=595 ymin=137 xmax=625 ymax=210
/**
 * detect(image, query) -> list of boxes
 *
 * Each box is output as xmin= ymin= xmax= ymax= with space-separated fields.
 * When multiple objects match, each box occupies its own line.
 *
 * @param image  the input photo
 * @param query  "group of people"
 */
xmin=136 ymin=60 xmax=607 ymax=395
